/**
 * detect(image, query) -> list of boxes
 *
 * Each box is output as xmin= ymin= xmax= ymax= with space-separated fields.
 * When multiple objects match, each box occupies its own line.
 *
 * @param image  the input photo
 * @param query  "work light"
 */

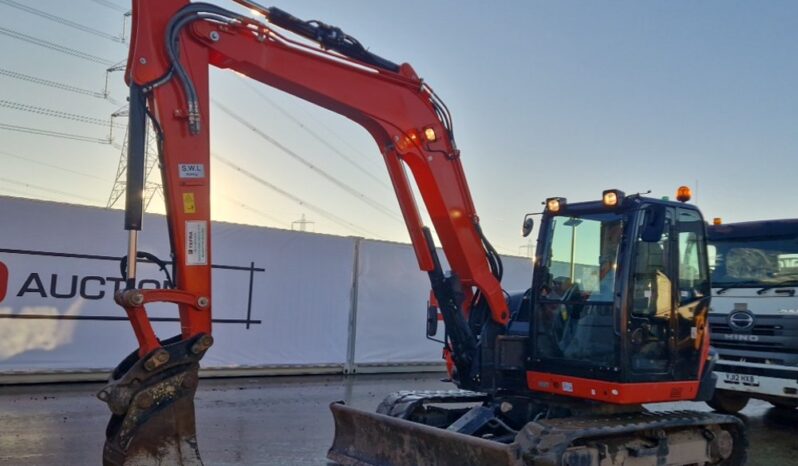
xmin=602 ymin=189 xmax=625 ymax=207
xmin=546 ymin=197 xmax=566 ymax=213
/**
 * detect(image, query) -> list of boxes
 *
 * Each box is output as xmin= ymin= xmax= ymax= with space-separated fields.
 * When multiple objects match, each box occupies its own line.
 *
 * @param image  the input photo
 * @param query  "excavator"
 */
xmin=100 ymin=1 xmax=747 ymax=464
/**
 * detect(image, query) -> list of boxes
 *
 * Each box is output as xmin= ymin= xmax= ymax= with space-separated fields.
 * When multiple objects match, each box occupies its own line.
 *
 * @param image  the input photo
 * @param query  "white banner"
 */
xmin=353 ymin=239 xmax=533 ymax=364
xmin=0 ymin=196 xmax=532 ymax=377
xmin=354 ymin=239 xmax=442 ymax=364
xmin=0 ymin=197 xmax=354 ymax=372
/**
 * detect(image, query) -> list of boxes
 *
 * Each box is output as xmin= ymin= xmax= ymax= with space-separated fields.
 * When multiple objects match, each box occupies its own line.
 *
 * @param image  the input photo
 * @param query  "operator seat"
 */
xmin=633 ymin=241 xmax=668 ymax=316
xmin=631 ymin=240 xmax=670 ymax=371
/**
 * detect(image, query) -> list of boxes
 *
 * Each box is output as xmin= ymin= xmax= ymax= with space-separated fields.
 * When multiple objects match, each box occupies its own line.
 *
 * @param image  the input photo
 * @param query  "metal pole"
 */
xmin=344 ymin=238 xmax=362 ymax=375
xmin=569 ymin=224 xmax=576 ymax=281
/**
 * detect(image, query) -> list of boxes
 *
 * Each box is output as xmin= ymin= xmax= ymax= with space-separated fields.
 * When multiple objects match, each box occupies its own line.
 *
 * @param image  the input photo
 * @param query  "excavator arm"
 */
xmin=100 ymin=1 xmax=508 ymax=464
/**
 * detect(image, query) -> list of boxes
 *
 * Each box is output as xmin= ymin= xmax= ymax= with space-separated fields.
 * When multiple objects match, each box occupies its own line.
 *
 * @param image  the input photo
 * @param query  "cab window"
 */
xmin=676 ymin=209 xmax=708 ymax=304
xmin=631 ymin=210 xmax=671 ymax=318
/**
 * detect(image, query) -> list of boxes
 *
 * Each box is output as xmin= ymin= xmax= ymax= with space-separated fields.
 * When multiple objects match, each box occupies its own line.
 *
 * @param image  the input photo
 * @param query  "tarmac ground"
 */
xmin=0 ymin=373 xmax=795 ymax=465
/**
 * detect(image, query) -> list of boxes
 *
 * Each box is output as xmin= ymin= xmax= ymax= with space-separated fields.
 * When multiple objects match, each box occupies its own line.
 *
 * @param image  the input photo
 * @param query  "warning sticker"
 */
xmin=185 ymin=221 xmax=207 ymax=265
xmin=182 ymin=192 xmax=196 ymax=214
xmin=179 ymin=163 xmax=205 ymax=178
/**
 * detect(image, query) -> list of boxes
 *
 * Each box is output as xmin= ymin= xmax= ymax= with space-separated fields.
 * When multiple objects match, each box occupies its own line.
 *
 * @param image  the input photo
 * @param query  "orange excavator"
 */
xmin=100 ymin=1 xmax=747 ymax=465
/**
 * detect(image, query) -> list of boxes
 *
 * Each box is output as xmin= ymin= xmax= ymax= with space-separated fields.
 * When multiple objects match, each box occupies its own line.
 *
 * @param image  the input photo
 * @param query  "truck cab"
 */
xmin=706 ymin=219 xmax=798 ymax=413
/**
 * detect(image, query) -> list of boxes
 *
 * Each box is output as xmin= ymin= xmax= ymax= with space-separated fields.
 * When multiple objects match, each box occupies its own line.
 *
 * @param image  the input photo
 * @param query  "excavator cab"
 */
xmin=525 ymin=190 xmax=716 ymax=403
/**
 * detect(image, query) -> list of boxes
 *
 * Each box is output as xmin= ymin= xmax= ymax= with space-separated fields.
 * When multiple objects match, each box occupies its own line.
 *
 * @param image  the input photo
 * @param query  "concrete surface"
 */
xmin=0 ymin=373 xmax=795 ymax=465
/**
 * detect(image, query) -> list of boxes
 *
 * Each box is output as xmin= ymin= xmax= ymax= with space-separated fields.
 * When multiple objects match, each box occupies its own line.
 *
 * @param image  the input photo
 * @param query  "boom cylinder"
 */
xmin=124 ymin=83 xmax=147 ymax=288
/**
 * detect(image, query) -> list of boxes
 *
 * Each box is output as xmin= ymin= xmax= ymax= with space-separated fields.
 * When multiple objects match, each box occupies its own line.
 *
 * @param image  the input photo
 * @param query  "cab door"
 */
xmin=627 ymin=206 xmax=676 ymax=380
xmin=672 ymin=208 xmax=711 ymax=380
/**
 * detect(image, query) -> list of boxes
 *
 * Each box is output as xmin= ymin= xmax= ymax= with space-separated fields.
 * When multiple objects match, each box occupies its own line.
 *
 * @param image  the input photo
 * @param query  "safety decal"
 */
xmin=178 ymin=163 xmax=205 ymax=178
xmin=183 ymin=192 xmax=197 ymax=214
xmin=185 ymin=221 xmax=208 ymax=265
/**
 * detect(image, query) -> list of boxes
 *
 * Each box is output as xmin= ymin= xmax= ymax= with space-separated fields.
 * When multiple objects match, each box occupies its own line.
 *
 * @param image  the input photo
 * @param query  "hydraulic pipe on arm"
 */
xmin=100 ymin=1 xmax=508 ymax=464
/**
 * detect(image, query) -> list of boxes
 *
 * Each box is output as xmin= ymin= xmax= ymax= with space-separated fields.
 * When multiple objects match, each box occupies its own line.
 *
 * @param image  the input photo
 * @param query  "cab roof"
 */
xmin=708 ymin=218 xmax=798 ymax=241
xmin=546 ymin=195 xmax=700 ymax=216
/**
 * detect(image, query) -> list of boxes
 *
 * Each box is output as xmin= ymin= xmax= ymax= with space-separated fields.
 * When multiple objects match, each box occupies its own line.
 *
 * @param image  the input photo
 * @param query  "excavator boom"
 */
xmin=102 ymin=1 xmax=506 ymax=463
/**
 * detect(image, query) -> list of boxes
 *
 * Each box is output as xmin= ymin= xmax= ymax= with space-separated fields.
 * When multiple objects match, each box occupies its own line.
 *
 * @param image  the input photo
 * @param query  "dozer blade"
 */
xmin=328 ymin=402 xmax=524 ymax=466
xmin=98 ymin=334 xmax=213 ymax=466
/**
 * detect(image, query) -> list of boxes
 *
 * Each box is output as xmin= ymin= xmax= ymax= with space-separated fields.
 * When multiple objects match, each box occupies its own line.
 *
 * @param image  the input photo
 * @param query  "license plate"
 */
xmin=723 ymin=373 xmax=760 ymax=386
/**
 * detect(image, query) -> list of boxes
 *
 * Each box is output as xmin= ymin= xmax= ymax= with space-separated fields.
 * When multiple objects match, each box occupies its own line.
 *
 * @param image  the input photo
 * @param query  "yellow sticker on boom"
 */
xmin=183 ymin=192 xmax=196 ymax=214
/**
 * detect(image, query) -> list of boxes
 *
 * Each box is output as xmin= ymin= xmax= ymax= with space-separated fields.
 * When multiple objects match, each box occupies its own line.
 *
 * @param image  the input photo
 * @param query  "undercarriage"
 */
xmin=329 ymin=390 xmax=747 ymax=466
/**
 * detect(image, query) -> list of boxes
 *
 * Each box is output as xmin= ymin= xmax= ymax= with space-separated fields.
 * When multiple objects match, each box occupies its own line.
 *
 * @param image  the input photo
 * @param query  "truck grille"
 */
xmin=709 ymin=314 xmax=798 ymax=356
xmin=710 ymin=322 xmax=782 ymax=336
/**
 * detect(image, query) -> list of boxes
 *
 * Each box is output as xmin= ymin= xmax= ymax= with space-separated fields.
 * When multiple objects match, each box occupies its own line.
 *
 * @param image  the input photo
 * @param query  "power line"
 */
xmin=0 ymin=122 xmax=110 ymax=144
xmin=0 ymin=149 xmax=111 ymax=182
xmin=0 ymin=186 xmax=37 ymax=198
xmin=213 ymin=101 xmax=403 ymax=223
xmin=0 ymin=67 xmax=108 ymax=99
xmin=217 ymin=193 xmax=290 ymax=228
xmin=213 ymin=153 xmax=381 ymax=238
xmin=102 ymin=61 xmax=127 ymax=106
xmin=231 ymin=74 xmax=384 ymax=173
xmin=237 ymin=77 xmax=392 ymax=192
xmin=0 ymin=26 xmax=114 ymax=66
xmin=0 ymin=100 xmax=125 ymax=128
xmin=88 ymin=0 xmax=128 ymax=13
xmin=0 ymin=0 xmax=124 ymax=43
xmin=0 ymin=177 xmax=102 ymax=203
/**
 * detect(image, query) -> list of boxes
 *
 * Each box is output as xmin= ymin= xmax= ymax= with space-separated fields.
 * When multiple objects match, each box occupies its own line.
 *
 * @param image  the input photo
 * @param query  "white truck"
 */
xmin=706 ymin=218 xmax=798 ymax=413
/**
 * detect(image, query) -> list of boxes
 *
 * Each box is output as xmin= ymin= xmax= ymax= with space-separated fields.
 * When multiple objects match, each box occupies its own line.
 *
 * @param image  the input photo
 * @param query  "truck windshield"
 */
xmin=710 ymin=237 xmax=798 ymax=288
xmin=540 ymin=213 xmax=624 ymax=303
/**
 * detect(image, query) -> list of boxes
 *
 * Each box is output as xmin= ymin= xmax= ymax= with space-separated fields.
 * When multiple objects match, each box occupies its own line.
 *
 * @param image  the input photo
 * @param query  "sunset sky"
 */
xmin=1 ymin=0 xmax=796 ymax=256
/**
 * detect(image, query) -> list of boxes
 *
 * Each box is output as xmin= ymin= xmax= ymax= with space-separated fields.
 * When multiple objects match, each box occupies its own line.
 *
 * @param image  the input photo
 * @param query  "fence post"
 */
xmin=344 ymin=237 xmax=362 ymax=374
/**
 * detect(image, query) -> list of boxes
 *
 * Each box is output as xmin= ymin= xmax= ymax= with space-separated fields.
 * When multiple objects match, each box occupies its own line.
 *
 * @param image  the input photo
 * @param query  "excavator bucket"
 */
xmin=98 ymin=334 xmax=213 ymax=466
xmin=328 ymin=402 xmax=523 ymax=466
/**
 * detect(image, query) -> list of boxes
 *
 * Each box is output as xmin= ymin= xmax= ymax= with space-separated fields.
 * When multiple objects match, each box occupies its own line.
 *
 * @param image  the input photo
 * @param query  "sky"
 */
xmin=0 ymin=0 xmax=796 ymax=257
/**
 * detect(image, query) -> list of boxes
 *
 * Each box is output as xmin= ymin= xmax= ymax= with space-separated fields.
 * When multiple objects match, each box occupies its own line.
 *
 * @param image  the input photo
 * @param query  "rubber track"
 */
xmin=523 ymin=410 xmax=748 ymax=465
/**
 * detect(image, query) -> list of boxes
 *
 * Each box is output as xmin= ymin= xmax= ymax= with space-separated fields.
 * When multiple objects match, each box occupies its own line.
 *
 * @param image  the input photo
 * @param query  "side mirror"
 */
xmin=641 ymin=205 xmax=666 ymax=242
xmin=522 ymin=216 xmax=535 ymax=238
xmin=426 ymin=303 xmax=439 ymax=337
